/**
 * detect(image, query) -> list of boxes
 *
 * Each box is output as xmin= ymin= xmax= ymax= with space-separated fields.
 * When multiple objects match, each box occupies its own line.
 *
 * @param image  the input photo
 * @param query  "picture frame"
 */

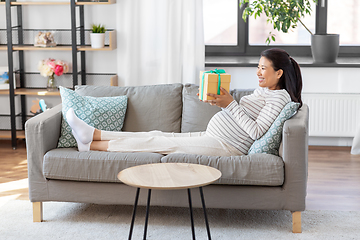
xmin=0 ymin=67 xmax=16 ymax=90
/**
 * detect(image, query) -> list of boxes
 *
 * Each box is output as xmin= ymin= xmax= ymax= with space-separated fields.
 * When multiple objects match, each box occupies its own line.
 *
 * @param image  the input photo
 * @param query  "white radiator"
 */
xmin=302 ymin=93 xmax=360 ymax=137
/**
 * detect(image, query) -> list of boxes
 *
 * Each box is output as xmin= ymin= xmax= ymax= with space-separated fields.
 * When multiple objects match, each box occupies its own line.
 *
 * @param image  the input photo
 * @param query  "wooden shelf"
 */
xmin=15 ymin=88 xmax=61 ymax=96
xmin=0 ymin=89 xmax=10 ymax=95
xmin=0 ymin=45 xmax=7 ymax=51
xmin=0 ymin=88 xmax=60 ymax=96
xmin=0 ymin=130 xmax=25 ymax=139
xmin=76 ymin=0 xmax=116 ymax=5
xmin=11 ymin=2 xmax=69 ymax=5
xmin=7 ymin=1 xmax=115 ymax=6
xmin=13 ymin=45 xmax=72 ymax=51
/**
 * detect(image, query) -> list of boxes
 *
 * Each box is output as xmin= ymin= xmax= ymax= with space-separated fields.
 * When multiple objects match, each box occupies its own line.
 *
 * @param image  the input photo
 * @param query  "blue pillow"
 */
xmin=57 ymin=86 xmax=128 ymax=148
xmin=248 ymin=102 xmax=300 ymax=156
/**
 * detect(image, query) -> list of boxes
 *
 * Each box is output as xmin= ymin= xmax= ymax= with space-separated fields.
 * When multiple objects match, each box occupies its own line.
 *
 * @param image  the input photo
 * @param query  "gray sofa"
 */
xmin=25 ymin=83 xmax=309 ymax=233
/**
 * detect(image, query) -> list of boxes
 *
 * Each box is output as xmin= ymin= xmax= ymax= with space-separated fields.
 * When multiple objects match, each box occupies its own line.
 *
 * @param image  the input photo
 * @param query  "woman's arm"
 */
xmin=204 ymin=87 xmax=235 ymax=108
xmin=225 ymin=90 xmax=290 ymax=140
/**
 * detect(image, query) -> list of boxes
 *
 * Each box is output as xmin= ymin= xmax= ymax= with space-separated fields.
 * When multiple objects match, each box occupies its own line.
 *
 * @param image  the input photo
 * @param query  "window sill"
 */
xmin=205 ymin=56 xmax=360 ymax=68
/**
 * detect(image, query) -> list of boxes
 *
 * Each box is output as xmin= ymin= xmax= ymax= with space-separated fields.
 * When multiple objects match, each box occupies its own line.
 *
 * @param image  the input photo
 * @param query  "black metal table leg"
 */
xmin=199 ymin=187 xmax=211 ymax=240
xmin=143 ymin=189 xmax=152 ymax=240
xmin=128 ymin=188 xmax=140 ymax=240
xmin=188 ymin=188 xmax=196 ymax=240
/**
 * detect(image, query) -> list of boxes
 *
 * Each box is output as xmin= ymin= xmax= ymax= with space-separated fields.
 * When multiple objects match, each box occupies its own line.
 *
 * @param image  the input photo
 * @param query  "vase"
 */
xmin=47 ymin=75 xmax=57 ymax=92
xmin=311 ymin=34 xmax=340 ymax=63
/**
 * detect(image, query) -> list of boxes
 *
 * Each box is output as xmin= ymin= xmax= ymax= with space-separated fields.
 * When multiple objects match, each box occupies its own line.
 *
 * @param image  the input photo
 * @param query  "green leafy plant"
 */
xmin=91 ymin=24 xmax=106 ymax=34
xmin=240 ymin=0 xmax=318 ymax=44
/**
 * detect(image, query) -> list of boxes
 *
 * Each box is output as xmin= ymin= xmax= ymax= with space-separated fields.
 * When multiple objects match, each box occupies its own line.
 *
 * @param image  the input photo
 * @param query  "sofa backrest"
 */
xmin=75 ymin=84 xmax=183 ymax=132
xmin=75 ymin=83 xmax=256 ymax=133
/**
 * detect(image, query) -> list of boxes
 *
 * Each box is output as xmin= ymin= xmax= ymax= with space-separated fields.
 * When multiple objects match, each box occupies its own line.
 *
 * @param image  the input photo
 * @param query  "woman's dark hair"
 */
xmin=261 ymin=48 xmax=303 ymax=108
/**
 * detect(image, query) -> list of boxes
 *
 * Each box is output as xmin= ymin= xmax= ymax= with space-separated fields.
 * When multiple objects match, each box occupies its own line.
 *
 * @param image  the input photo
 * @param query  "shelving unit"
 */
xmin=3 ymin=0 xmax=117 ymax=148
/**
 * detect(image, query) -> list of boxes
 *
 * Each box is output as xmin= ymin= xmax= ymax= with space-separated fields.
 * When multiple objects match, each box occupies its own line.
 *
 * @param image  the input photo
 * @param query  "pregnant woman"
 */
xmin=66 ymin=48 xmax=302 ymax=156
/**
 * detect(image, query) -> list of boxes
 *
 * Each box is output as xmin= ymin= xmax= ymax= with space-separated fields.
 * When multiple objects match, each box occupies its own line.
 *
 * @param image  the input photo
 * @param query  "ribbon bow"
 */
xmin=200 ymin=68 xmax=226 ymax=100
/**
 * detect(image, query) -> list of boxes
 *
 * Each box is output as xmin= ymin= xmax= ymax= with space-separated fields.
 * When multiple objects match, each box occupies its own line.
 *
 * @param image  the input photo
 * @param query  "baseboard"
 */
xmin=309 ymin=136 xmax=354 ymax=147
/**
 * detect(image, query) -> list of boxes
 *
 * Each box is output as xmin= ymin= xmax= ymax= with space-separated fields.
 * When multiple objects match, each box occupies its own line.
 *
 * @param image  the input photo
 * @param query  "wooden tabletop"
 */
xmin=117 ymin=163 xmax=222 ymax=190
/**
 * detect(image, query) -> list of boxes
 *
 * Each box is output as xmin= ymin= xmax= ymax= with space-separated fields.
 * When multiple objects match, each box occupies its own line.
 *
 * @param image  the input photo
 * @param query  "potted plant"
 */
xmin=240 ymin=0 xmax=340 ymax=63
xmin=90 ymin=24 xmax=106 ymax=48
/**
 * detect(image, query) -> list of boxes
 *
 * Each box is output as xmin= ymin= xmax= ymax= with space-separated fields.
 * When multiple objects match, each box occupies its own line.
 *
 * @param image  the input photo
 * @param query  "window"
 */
xmin=248 ymin=2 xmax=316 ymax=46
xmin=327 ymin=0 xmax=360 ymax=45
xmin=204 ymin=0 xmax=360 ymax=56
xmin=203 ymin=0 xmax=238 ymax=45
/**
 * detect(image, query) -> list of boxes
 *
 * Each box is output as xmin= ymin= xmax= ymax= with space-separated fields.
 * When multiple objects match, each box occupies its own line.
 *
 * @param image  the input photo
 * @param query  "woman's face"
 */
xmin=257 ymin=56 xmax=283 ymax=90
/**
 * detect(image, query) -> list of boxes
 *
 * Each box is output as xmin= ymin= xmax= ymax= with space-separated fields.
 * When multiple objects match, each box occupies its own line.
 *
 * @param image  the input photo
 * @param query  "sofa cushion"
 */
xmin=57 ymin=87 xmax=128 ymax=148
xmin=181 ymin=85 xmax=255 ymax=133
xmin=161 ymin=153 xmax=284 ymax=186
xmin=43 ymin=148 xmax=164 ymax=182
xmin=75 ymin=84 xmax=183 ymax=133
xmin=181 ymin=84 xmax=220 ymax=132
xmin=248 ymin=102 xmax=300 ymax=156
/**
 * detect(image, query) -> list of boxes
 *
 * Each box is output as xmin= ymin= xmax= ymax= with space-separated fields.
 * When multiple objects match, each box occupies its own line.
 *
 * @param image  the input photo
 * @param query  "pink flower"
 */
xmin=56 ymin=60 xmax=69 ymax=73
xmin=54 ymin=65 xmax=64 ymax=76
xmin=47 ymin=61 xmax=56 ymax=70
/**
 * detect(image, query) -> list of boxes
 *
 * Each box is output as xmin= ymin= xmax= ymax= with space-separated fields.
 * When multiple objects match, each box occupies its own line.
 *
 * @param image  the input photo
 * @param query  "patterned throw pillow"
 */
xmin=57 ymin=86 xmax=128 ymax=148
xmin=248 ymin=102 xmax=300 ymax=156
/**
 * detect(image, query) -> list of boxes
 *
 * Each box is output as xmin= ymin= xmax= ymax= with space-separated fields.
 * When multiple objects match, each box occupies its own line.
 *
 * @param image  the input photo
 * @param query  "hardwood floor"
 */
xmin=306 ymin=146 xmax=360 ymax=211
xmin=0 ymin=140 xmax=29 ymax=201
xmin=0 ymin=140 xmax=359 ymax=211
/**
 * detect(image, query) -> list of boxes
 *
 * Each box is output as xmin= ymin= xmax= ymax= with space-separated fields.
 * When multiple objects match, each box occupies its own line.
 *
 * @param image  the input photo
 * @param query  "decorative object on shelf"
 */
xmin=30 ymin=98 xmax=41 ymax=115
xmin=0 ymin=66 xmax=16 ymax=90
xmin=34 ymin=31 xmax=57 ymax=47
xmin=30 ymin=98 xmax=48 ymax=116
xmin=90 ymin=24 xmax=106 ymax=48
xmin=38 ymin=59 xmax=69 ymax=92
xmin=0 ymin=67 xmax=9 ymax=90
xmin=240 ymin=0 xmax=340 ymax=63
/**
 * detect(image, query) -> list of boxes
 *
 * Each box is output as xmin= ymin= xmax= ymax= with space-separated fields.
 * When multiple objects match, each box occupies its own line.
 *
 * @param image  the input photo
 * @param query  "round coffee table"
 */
xmin=118 ymin=163 xmax=222 ymax=240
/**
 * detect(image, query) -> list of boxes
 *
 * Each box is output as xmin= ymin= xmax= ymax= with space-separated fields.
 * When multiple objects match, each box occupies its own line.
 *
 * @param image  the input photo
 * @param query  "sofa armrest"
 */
xmin=25 ymin=104 xmax=62 ymax=201
xmin=281 ymin=104 xmax=309 ymax=211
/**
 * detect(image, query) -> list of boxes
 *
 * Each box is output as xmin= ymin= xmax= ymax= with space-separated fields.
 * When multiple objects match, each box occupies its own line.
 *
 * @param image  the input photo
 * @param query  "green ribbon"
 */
xmin=200 ymin=68 xmax=226 ymax=100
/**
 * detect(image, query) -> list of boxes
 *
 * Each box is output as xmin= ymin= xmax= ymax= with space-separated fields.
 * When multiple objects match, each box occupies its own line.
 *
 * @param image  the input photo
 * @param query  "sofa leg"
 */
xmin=292 ymin=211 xmax=302 ymax=233
xmin=33 ymin=202 xmax=43 ymax=222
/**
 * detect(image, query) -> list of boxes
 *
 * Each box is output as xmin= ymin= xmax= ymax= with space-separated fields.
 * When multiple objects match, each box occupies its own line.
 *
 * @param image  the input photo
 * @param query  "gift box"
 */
xmin=199 ymin=69 xmax=231 ymax=101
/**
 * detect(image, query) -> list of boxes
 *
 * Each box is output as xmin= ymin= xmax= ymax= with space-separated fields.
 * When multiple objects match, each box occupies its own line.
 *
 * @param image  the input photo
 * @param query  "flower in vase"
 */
xmin=39 ymin=64 xmax=53 ymax=77
xmin=54 ymin=65 xmax=64 ymax=76
xmin=38 ymin=58 xmax=69 ymax=77
xmin=55 ymin=60 xmax=69 ymax=72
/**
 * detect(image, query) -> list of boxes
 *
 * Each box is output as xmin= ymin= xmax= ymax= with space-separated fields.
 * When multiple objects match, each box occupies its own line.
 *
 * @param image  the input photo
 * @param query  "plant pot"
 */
xmin=311 ymin=34 xmax=340 ymax=63
xmin=90 ymin=33 xmax=105 ymax=48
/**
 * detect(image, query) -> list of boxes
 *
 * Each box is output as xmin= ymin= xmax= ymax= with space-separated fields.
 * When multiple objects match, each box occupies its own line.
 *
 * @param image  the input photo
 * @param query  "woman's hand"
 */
xmin=204 ymin=87 xmax=234 ymax=108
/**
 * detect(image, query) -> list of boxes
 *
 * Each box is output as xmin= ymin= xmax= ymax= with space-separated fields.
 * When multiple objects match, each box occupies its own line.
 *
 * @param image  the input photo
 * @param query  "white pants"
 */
xmin=101 ymin=130 xmax=242 ymax=156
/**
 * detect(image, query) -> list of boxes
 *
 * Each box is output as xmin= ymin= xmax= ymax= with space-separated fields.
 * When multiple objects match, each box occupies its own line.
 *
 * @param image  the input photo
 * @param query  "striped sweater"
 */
xmin=206 ymin=87 xmax=291 ymax=155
